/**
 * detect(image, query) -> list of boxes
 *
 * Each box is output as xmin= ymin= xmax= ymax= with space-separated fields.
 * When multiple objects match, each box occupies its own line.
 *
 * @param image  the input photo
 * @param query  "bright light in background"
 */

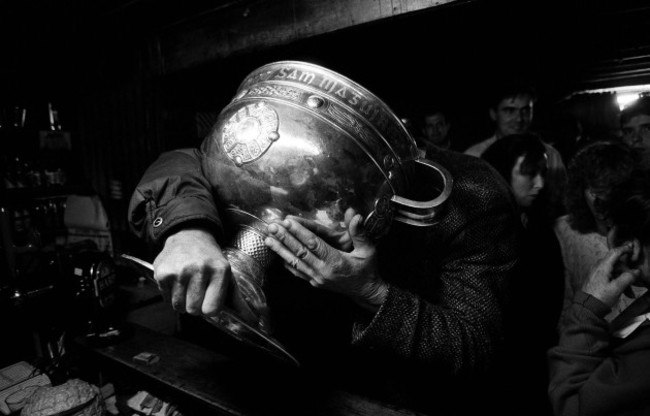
xmin=567 ymin=83 xmax=650 ymax=111
xmin=617 ymin=92 xmax=640 ymax=110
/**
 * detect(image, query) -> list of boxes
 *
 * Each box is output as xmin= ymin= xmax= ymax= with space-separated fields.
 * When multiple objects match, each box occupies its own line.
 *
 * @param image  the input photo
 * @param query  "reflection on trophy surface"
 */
xmin=201 ymin=61 xmax=453 ymax=365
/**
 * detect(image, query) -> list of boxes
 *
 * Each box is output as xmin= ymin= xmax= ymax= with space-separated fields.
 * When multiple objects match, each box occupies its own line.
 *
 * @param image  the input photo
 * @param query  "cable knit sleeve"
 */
xmin=352 ymin=152 xmax=520 ymax=377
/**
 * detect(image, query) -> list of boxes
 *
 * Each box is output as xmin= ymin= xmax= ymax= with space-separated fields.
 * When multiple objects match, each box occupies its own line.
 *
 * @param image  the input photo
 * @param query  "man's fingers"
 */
xmin=349 ymin=214 xmax=374 ymax=257
xmin=285 ymin=218 xmax=334 ymax=261
xmin=289 ymin=215 xmax=331 ymax=237
xmin=202 ymin=262 xmax=231 ymax=316
xmin=267 ymin=220 xmax=324 ymax=264
xmin=265 ymin=232 xmax=318 ymax=277
xmin=171 ymin=278 xmax=188 ymax=313
xmin=611 ymin=269 xmax=640 ymax=292
xmin=264 ymin=222 xmax=320 ymax=279
xmin=287 ymin=214 xmax=353 ymax=251
xmin=282 ymin=218 xmax=320 ymax=249
xmin=600 ymin=243 xmax=634 ymax=271
xmin=344 ymin=208 xmax=358 ymax=226
xmin=153 ymin=257 xmax=176 ymax=304
xmin=186 ymin=268 xmax=209 ymax=316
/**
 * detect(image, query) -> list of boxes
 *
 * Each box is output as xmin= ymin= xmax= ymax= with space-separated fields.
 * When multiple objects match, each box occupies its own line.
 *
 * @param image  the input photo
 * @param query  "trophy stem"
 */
xmin=206 ymin=223 xmax=299 ymax=365
xmin=223 ymin=245 xmax=271 ymax=331
xmin=120 ymin=252 xmax=298 ymax=365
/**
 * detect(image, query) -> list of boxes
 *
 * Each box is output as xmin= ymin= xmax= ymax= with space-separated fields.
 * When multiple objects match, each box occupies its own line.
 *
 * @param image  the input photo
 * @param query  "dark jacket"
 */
xmin=549 ymin=291 xmax=650 ymax=416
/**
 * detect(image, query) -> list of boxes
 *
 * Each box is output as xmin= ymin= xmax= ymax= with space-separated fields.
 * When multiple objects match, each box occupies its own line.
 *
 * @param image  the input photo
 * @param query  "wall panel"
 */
xmin=159 ymin=0 xmax=466 ymax=74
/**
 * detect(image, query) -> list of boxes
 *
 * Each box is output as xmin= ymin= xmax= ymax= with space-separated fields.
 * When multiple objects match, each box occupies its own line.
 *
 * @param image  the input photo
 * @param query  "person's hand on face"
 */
xmin=264 ymin=212 xmax=388 ymax=312
xmin=154 ymin=228 xmax=233 ymax=317
xmin=581 ymin=242 xmax=641 ymax=307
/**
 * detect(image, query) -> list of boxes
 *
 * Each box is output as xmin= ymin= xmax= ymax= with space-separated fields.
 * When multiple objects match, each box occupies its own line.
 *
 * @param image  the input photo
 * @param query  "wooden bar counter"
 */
xmin=74 ymin=323 xmax=424 ymax=416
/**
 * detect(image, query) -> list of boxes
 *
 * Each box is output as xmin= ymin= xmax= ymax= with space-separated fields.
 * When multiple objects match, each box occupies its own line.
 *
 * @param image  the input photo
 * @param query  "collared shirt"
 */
xmin=613 ymin=312 xmax=650 ymax=338
xmin=464 ymin=135 xmax=497 ymax=158
xmin=611 ymin=287 xmax=650 ymax=338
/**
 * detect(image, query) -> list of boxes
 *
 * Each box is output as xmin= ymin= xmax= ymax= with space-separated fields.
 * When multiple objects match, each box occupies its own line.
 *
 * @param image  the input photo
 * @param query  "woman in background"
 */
xmin=482 ymin=133 xmax=565 ymax=416
xmin=548 ymin=166 xmax=650 ymax=415
xmin=553 ymin=141 xmax=643 ymax=323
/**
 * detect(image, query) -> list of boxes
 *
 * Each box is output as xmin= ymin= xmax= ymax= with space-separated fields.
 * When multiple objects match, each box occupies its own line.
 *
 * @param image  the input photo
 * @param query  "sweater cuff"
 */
xmin=351 ymin=284 xmax=416 ymax=348
xmin=573 ymin=291 xmax=612 ymax=318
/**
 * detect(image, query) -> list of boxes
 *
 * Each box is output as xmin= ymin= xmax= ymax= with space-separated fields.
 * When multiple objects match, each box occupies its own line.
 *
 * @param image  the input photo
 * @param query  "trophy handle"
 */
xmin=390 ymin=159 xmax=453 ymax=226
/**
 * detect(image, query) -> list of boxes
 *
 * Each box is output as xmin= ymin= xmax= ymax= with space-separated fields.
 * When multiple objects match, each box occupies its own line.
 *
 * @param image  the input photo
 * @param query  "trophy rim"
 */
xmin=238 ymin=60 xmax=420 ymax=161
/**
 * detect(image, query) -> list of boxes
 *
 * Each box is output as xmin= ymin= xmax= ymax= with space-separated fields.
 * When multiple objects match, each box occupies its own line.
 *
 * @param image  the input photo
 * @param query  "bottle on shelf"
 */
xmin=12 ymin=105 xmax=27 ymax=129
xmin=48 ymin=102 xmax=62 ymax=131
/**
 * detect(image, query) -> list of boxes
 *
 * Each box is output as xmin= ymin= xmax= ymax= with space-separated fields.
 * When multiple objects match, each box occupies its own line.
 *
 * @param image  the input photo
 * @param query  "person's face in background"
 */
xmin=511 ymin=155 xmax=545 ymax=207
xmin=584 ymin=187 xmax=612 ymax=235
xmin=621 ymin=114 xmax=650 ymax=152
xmin=491 ymin=94 xmax=534 ymax=138
xmin=423 ymin=113 xmax=450 ymax=147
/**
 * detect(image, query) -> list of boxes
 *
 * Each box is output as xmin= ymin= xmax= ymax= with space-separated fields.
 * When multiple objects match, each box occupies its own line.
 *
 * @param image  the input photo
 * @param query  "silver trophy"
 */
xmin=198 ymin=61 xmax=452 ymax=365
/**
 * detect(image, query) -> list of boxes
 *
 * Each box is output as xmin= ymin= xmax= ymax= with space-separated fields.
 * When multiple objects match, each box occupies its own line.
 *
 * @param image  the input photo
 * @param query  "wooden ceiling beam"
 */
xmin=158 ymin=0 xmax=469 ymax=74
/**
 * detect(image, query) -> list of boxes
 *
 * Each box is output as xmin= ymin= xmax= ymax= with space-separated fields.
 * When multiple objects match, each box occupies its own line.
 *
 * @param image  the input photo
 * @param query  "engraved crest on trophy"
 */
xmin=222 ymin=102 xmax=280 ymax=166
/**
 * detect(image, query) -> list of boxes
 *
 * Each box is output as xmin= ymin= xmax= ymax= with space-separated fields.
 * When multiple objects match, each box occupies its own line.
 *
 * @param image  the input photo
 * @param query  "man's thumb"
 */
xmin=349 ymin=214 xmax=373 ymax=255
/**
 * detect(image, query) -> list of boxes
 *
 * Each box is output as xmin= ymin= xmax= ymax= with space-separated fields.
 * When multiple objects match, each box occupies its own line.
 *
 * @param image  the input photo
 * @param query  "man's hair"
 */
xmin=421 ymin=104 xmax=449 ymax=120
xmin=565 ymin=140 xmax=642 ymax=233
xmin=620 ymin=95 xmax=650 ymax=126
xmin=489 ymin=82 xmax=537 ymax=110
xmin=481 ymin=133 xmax=547 ymax=184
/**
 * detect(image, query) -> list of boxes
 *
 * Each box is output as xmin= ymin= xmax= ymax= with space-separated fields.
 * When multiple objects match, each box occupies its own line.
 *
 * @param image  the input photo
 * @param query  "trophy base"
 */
xmin=205 ymin=310 xmax=299 ymax=366
xmin=119 ymin=254 xmax=299 ymax=366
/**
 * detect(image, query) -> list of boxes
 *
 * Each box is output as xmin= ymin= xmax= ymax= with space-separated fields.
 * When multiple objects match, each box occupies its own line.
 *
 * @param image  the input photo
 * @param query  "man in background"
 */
xmin=620 ymin=95 xmax=650 ymax=154
xmin=418 ymin=106 xmax=452 ymax=154
xmin=464 ymin=83 xmax=536 ymax=157
xmin=465 ymin=83 xmax=567 ymax=220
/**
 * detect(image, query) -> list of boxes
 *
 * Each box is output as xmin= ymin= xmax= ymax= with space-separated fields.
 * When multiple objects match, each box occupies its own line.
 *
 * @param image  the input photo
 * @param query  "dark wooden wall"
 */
xmin=4 ymin=0 xmax=650 ymax=254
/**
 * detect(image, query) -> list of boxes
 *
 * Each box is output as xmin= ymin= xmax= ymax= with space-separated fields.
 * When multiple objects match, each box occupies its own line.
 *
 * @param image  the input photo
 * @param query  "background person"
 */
xmin=620 ymin=95 xmax=650 ymax=154
xmin=553 ymin=141 xmax=645 ymax=323
xmin=417 ymin=105 xmax=452 ymax=154
xmin=481 ymin=134 xmax=564 ymax=416
xmin=464 ymin=83 xmax=568 ymax=221
xmin=548 ymin=166 xmax=650 ymax=415
xmin=465 ymin=83 xmax=536 ymax=157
